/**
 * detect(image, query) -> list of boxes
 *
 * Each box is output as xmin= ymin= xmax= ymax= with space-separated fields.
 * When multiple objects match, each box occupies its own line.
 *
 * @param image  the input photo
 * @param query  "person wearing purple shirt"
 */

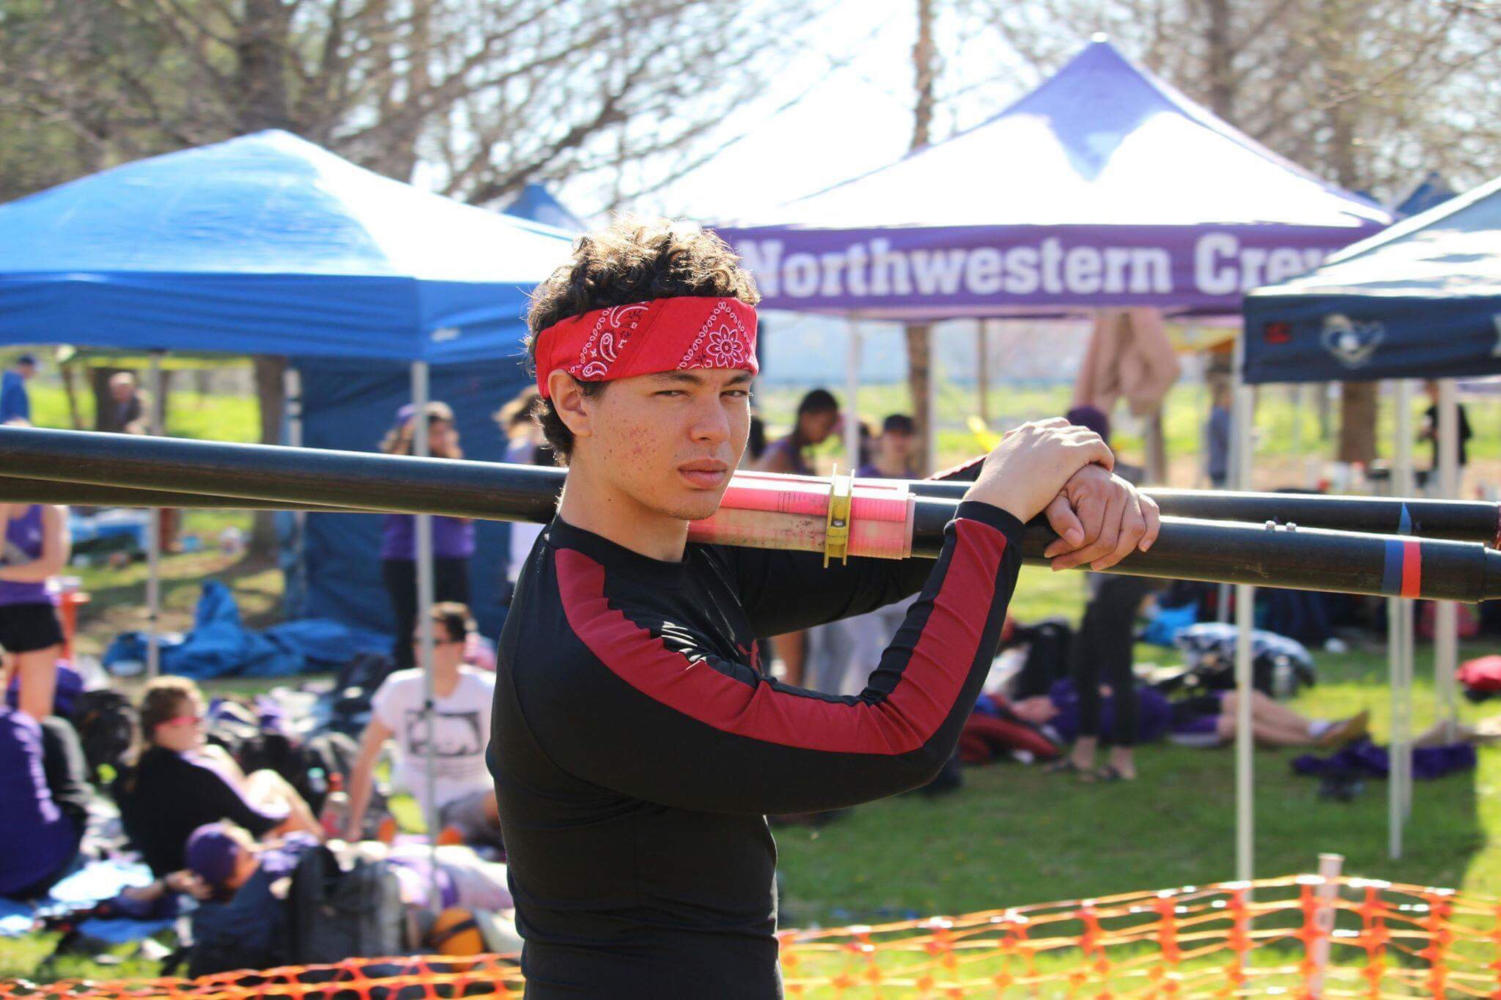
xmin=378 ymin=402 xmax=475 ymax=672
xmin=0 ymin=503 xmax=70 ymax=721
xmin=1009 ymin=678 xmax=1369 ymax=751
xmin=0 ymin=706 xmax=89 ymax=898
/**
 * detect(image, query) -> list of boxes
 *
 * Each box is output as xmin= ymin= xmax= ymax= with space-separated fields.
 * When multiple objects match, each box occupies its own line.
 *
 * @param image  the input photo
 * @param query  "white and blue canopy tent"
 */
xmin=1244 ymin=172 xmax=1501 ymax=858
xmin=0 ymin=129 xmax=573 ymax=859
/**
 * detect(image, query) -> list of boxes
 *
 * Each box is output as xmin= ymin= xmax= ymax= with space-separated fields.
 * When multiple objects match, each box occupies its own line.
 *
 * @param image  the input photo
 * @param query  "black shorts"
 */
xmin=0 ymin=602 xmax=65 ymax=654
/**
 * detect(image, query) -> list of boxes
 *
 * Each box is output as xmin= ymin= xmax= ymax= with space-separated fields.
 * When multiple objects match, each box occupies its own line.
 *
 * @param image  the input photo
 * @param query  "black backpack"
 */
xmin=287 ymin=844 xmax=407 ymax=964
xmin=68 ymin=689 xmax=136 ymax=783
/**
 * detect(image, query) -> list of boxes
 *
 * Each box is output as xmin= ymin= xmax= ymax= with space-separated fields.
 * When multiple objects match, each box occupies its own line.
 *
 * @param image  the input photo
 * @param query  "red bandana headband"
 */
xmin=533 ymin=297 xmax=758 ymax=399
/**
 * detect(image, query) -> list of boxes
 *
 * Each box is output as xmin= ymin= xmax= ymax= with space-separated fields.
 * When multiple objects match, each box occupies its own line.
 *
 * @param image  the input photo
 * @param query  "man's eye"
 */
xmin=723 ymin=389 xmax=751 ymax=399
xmin=656 ymin=390 xmax=684 ymax=398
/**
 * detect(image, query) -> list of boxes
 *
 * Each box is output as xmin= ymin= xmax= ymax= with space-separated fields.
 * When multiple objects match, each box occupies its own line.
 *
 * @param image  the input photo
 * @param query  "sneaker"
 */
xmin=1316 ymin=709 xmax=1370 ymax=749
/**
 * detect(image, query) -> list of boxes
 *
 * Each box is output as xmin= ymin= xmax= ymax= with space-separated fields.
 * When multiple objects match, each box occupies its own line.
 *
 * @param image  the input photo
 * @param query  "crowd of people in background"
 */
xmin=0 ymin=348 xmax=1491 ymax=971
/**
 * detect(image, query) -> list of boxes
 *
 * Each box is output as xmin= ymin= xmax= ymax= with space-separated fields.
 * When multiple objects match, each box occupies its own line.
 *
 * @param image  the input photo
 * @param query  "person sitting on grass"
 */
xmin=344 ymin=603 xmax=502 ymax=850
xmin=185 ymin=820 xmax=514 ymax=914
xmin=0 ymin=705 xmax=90 ymax=899
xmin=1008 ymin=678 xmax=1370 ymax=751
xmin=113 ymin=676 xmax=321 ymax=879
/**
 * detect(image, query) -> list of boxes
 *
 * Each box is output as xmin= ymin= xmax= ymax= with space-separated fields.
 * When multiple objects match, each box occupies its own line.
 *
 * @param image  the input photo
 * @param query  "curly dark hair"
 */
xmin=525 ymin=217 xmax=760 ymax=459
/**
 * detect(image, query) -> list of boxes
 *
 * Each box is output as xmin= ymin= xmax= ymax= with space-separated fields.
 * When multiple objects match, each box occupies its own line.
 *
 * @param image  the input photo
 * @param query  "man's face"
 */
xmin=801 ymin=409 xmax=838 ymax=445
xmin=110 ymin=379 xmax=134 ymax=402
xmin=881 ymin=429 xmax=914 ymax=463
xmin=17 ymin=362 xmax=35 ymax=380
xmin=573 ymin=369 xmax=752 ymax=523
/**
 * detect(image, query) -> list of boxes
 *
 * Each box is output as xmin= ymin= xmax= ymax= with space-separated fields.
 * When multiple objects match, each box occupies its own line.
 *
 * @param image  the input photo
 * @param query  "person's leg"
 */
xmin=383 ymin=559 xmax=417 ymax=672
xmin=1068 ymin=590 xmax=1105 ymax=770
xmin=1238 ymin=689 xmax=1322 ymax=732
xmin=433 ymin=845 xmax=513 ymax=912
xmin=1097 ymin=578 xmax=1151 ymax=778
xmin=434 ymin=557 xmax=471 ymax=605
xmin=437 ymin=788 xmax=504 ymax=851
xmin=15 ymin=646 xmax=59 ymax=721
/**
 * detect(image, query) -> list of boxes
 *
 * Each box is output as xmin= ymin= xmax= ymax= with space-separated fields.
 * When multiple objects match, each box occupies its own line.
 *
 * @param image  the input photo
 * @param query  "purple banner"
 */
xmin=715 ymin=225 xmax=1382 ymax=316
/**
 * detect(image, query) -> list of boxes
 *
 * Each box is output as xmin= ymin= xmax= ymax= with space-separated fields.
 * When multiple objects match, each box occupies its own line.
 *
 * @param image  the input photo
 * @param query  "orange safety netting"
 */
xmin=6 ymin=873 xmax=1501 ymax=999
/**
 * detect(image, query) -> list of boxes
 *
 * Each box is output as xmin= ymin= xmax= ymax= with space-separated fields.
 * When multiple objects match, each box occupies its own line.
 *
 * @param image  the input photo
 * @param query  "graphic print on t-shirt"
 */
xmin=402 ymin=708 xmax=484 ymax=778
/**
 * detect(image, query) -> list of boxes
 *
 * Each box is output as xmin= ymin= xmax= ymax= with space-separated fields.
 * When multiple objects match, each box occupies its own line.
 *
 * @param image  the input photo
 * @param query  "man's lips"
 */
xmin=679 ymin=461 xmax=729 ymax=488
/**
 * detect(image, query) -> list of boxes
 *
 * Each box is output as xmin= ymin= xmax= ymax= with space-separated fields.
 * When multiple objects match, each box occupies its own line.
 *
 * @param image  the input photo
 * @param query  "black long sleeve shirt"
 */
xmin=490 ymin=500 xmax=1023 ymax=998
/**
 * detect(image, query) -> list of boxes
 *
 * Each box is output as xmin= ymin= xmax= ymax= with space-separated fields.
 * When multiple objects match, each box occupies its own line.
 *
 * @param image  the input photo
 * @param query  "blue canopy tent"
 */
xmin=1243 ymin=173 xmax=1501 ymax=384
xmin=0 ymin=129 xmax=570 ymax=363
xmin=1243 ymin=172 xmax=1501 ymax=860
xmin=503 ymin=183 xmax=589 ymax=233
xmin=292 ymin=182 xmax=584 ymax=638
xmin=1392 ymin=171 xmax=1458 ymax=219
xmin=0 ymin=129 xmax=572 ymax=854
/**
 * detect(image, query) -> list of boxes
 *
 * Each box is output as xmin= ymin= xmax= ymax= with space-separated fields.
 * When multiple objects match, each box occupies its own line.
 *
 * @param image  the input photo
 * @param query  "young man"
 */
xmin=345 ymin=603 xmax=501 ymax=847
xmin=492 ymin=218 xmax=1160 ymax=998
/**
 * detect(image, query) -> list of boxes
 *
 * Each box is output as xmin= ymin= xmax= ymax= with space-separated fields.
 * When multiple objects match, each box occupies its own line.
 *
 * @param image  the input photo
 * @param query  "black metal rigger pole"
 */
xmin=908 ymin=481 xmax=1501 ymax=547
xmin=3 ymin=426 xmax=1500 ymax=603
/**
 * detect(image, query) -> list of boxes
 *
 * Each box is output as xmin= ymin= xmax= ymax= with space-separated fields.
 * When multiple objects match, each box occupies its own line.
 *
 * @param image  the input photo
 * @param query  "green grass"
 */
xmin=7 ymin=368 xmax=1501 ymax=986
xmin=24 ymin=379 xmax=260 ymax=443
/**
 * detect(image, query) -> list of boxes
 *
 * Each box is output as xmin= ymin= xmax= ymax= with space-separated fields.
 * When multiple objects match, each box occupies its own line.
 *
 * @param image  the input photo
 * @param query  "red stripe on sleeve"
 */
xmin=554 ymin=518 xmax=1008 ymax=755
xmin=1401 ymin=539 xmax=1422 ymax=599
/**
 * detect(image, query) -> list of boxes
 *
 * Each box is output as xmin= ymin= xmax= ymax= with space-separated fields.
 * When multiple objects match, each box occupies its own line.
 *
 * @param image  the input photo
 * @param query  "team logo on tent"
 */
xmin=1320 ymin=314 xmax=1384 ymax=368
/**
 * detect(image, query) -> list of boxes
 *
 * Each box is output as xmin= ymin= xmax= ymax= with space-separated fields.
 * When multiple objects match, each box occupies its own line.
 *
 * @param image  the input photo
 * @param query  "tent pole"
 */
xmin=1389 ymin=379 xmax=1415 ymax=857
xmin=1436 ymin=380 xmax=1460 ymax=740
xmin=845 ymin=320 xmax=862 ymax=473
xmin=145 ymin=350 xmax=164 ymax=680
xmin=925 ymin=331 xmax=938 ymax=475
xmin=977 ymin=320 xmax=990 ymax=427
xmin=284 ymin=366 xmax=306 ymax=616
xmin=412 ymin=361 xmax=440 ymax=908
xmin=1232 ymin=340 xmax=1254 ymax=883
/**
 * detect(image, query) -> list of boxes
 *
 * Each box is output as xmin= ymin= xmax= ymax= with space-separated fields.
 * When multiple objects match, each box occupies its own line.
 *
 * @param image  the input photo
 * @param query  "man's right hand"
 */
xmin=962 ymin=418 xmax=1114 ymax=524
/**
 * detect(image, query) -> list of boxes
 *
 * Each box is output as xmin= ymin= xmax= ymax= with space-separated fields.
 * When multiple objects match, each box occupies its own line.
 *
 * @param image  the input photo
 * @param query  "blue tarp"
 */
xmin=293 ymin=356 xmax=531 ymax=641
xmin=1243 ymin=173 xmax=1501 ymax=384
xmin=716 ymin=39 xmax=1390 ymax=317
xmin=104 ymin=581 xmax=390 ymax=679
xmin=0 ymin=130 xmax=572 ymax=363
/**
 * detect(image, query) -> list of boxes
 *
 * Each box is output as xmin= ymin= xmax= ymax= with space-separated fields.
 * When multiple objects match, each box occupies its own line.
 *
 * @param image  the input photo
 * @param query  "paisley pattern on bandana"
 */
xmin=534 ymin=297 xmax=758 ymax=398
xmin=677 ymin=300 xmax=753 ymax=371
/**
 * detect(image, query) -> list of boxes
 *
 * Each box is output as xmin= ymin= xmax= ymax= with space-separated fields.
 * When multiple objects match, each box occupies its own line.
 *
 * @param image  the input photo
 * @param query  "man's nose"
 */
xmin=690 ymin=396 xmax=731 ymax=444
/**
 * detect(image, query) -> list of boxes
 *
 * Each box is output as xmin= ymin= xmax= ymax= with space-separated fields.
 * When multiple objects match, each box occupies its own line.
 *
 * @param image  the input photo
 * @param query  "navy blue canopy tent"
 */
xmin=1242 ymin=172 xmax=1501 ymax=861
xmin=1243 ymin=173 xmax=1501 ymax=384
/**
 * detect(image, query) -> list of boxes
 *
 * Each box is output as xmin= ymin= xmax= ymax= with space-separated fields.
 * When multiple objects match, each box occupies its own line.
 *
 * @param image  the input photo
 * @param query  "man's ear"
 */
xmin=547 ymin=371 xmax=594 ymax=440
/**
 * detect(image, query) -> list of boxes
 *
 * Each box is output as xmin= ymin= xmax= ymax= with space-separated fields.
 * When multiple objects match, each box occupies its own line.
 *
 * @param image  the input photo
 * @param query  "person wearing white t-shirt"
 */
xmin=345 ymin=602 xmax=502 ymax=849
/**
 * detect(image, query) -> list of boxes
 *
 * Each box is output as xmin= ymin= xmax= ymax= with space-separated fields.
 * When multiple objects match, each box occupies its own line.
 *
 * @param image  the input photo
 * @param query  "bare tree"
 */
xmin=0 ymin=0 xmax=817 ymax=552
xmin=964 ymin=0 xmax=1501 ymax=465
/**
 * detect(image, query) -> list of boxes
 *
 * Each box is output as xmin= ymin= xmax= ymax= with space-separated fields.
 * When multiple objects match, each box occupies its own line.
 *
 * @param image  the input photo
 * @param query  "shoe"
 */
xmin=1091 ymin=764 xmax=1136 ymax=782
xmin=1316 ymin=709 xmax=1370 ymax=749
xmin=436 ymin=825 xmax=465 ymax=846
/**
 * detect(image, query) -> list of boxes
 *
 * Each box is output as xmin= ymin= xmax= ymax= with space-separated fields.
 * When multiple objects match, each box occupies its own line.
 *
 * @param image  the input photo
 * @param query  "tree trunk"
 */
xmin=1338 ymin=381 xmax=1378 ymax=465
xmin=61 ymin=361 xmax=83 ymax=430
xmin=249 ymin=356 xmax=287 ymax=557
xmin=905 ymin=0 xmax=937 ymax=473
xmin=905 ymin=324 xmax=933 ymax=473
